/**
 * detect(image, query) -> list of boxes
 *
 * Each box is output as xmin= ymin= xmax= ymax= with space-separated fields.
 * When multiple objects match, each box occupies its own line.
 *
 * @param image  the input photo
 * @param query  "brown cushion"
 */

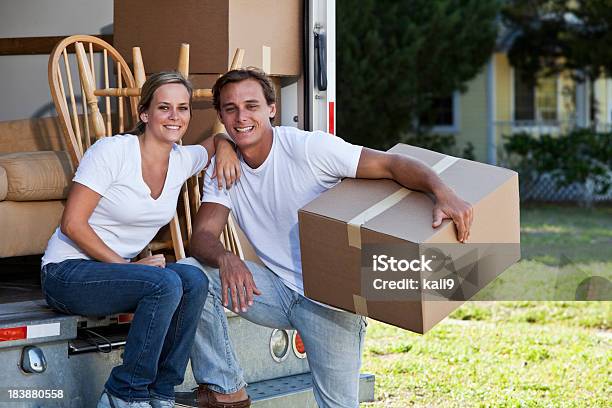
xmin=0 ymin=200 xmax=65 ymax=257
xmin=0 ymin=166 xmax=7 ymax=201
xmin=0 ymin=151 xmax=74 ymax=201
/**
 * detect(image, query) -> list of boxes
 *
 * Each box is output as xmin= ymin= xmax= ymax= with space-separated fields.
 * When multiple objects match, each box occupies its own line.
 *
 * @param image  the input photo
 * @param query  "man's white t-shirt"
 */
xmin=42 ymin=134 xmax=208 ymax=266
xmin=202 ymin=126 xmax=362 ymax=295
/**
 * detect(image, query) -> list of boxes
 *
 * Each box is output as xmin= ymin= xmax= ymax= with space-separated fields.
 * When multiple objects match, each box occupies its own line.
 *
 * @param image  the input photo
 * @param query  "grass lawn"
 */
xmin=360 ymin=204 xmax=612 ymax=407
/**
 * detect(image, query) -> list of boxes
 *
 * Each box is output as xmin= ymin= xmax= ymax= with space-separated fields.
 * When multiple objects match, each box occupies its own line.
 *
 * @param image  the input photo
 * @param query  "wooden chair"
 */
xmin=48 ymin=35 xmax=247 ymax=261
xmin=176 ymin=44 xmax=247 ymax=259
xmin=48 ymin=35 xmax=186 ymax=259
xmin=48 ymin=35 xmax=140 ymax=166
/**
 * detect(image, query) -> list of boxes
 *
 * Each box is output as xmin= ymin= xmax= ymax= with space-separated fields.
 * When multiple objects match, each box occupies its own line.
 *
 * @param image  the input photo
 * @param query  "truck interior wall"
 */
xmin=0 ymin=0 xmax=305 ymax=134
xmin=0 ymin=0 xmax=113 ymax=122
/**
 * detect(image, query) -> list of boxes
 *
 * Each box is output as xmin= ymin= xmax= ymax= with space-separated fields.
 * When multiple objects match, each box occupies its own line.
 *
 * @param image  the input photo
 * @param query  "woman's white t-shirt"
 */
xmin=42 ymin=134 xmax=208 ymax=266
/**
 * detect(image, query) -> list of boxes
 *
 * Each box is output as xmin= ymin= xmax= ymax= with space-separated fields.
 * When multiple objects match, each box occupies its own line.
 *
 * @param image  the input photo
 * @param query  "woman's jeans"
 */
xmin=41 ymin=259 xmax=208 ymax=402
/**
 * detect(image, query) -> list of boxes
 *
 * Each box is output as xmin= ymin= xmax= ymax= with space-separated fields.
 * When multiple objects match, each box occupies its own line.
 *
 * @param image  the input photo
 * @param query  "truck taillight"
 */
xmin=292 ymin=331 xmax=306 ymax=359
xmin=329 ymin=101 xmax=335 ymax=135
xmin=117 ymin=313 xmax=134 ymax=324
xmin=0 ymin=326 xmax=27 ymax=341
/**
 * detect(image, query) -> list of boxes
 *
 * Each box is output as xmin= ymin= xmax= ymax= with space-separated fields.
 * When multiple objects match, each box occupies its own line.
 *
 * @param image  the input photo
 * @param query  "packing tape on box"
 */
xmin=353 ymin=294 xmax=369 ymax=316
xmin=347 ymin=155 xmax=459 ymax=249
xmin=262 ymin=46 xmax=271 ymax=74
xmin=350 ymin=155 xmax=460 ymax=315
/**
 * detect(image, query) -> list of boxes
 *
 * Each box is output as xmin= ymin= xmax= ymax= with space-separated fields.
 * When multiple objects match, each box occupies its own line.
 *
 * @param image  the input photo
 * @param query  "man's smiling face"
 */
xmin=218 ymin=78 xmax=276 ymax=151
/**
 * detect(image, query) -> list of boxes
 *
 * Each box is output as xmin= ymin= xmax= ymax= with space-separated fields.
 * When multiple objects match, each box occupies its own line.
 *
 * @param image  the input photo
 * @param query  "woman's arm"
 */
xmin=61 ymin=183 xmax=127 ymax=263
xmin=201 ymin=133 xmax=241 ymax=189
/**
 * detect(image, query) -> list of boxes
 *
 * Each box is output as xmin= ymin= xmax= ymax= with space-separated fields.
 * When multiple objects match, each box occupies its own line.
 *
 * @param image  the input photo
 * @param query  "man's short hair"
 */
xmin=212 ymin=67 xmax=276 ymax=111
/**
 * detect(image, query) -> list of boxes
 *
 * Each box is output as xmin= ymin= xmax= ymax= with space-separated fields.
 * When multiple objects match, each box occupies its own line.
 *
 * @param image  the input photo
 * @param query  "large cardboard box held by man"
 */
xmin=298 ymin=144 xmax=521 ymax=334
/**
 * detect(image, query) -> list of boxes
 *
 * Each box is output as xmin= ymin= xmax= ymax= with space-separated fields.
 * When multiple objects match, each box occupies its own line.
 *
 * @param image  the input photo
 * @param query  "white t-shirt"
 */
xmin=202 ymin=126 xmax=362 ymax=294
xmin=42 ymin=134 xmax=208 ymax=266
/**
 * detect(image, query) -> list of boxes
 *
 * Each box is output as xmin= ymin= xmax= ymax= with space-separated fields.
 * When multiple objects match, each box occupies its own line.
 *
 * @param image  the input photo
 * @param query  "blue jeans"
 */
xmin=180 ymin=257 xmax=367 ymax=408
xmin=41 ymin=259 xmax=208 ymax=402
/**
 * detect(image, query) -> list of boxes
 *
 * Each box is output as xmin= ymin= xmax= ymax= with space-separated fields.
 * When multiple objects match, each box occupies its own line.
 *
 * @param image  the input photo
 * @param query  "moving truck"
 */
xmin=0 ymin=1 xmax=375 ymax=406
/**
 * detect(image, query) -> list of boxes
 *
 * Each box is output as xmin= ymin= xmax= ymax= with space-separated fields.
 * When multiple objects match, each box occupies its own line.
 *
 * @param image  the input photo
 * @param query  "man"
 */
xmin=182 ymin=67 xmax=473 ymax=408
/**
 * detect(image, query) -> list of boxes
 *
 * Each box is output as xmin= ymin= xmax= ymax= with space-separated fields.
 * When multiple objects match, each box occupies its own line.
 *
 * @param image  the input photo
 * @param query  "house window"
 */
xmin=514 ymin=71 xmax=558 ymax=122
xmin=429 ymin=96 xmax=454 ymax=126
xmin=419 ymin=93 xmax=459 ymax=132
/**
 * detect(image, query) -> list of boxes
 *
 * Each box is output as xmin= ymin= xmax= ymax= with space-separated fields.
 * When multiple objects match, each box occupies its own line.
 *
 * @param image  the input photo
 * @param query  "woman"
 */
xmin=41 ymin=72 xmax=239 ymax=408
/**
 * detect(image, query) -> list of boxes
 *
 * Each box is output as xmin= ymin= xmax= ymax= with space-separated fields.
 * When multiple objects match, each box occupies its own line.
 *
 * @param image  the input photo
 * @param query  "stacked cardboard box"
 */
xmin=113 ymin=0 xmax=300 ymax=143
xmin=114 ymin=0 xmax=302 ymax=75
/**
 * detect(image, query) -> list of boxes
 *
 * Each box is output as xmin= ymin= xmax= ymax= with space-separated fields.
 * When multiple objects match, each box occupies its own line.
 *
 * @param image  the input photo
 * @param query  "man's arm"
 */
xmin=355 ymin=148 xmax=473 ymax=242
xmin=190 ymin=203 xmax=261 ymax=312
xmin=190 ymin=202 xmax=233 ymax=267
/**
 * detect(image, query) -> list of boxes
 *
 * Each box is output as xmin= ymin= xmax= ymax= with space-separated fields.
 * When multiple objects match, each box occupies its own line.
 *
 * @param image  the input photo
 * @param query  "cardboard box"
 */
xmin=298 ymin=144 xmax=521 ymax=333
xmin=114 ymin=0 xmax=302 ymax=76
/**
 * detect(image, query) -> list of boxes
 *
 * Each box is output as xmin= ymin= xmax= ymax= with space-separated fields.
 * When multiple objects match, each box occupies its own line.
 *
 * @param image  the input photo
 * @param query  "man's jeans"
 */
xmin=181 ymin=257 xmax=367 ymax=408
xmin=41 ymin=259 xmax=208 ymax=402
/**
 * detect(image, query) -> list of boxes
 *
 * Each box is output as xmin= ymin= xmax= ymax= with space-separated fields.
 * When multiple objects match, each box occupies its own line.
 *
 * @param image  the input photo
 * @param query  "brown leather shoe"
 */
xmin=196 ymin=385 xmax=251 ymax=408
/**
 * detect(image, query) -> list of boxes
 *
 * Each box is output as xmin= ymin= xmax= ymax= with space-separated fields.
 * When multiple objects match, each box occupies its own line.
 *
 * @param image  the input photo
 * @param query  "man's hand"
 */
xmin=355 ymin=149 xmax=474 ymax=243
xmin=218 ymin=252 xmax=262 ymax=313
xmin=432 ymin=188 xmax=473 ymax=243
xmin=189 ymin=202 xmax=259 ymax=311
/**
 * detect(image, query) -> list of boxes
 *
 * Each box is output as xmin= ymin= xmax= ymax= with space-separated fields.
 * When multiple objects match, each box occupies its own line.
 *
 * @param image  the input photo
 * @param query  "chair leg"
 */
xmin=169 ymin=214 xmax=186 ymax=260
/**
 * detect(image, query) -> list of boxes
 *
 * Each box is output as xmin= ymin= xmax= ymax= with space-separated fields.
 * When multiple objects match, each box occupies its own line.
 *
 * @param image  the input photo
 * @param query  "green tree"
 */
xmin=336 ymin=0 xmax=499 ymax=149
xmin=502 ymin=0 xmax=612 ymax=82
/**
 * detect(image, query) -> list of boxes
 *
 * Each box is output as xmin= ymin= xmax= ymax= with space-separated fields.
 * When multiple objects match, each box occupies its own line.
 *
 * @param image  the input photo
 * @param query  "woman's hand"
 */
xmin=134 ymin=254 xmax=166 ymax=268
xmin=212 ymin=135 xmax=241 ymax=190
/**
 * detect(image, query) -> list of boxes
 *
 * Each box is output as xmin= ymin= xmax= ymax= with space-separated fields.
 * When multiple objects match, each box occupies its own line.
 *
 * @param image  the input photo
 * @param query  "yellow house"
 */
xmin=430 ymin=52 xmax=612 ymax=164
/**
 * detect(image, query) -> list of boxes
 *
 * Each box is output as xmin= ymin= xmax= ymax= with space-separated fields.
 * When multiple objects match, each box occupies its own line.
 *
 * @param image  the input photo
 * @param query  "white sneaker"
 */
xmin=150 ymin=398 xmax=175 ymax=408
xmin=97 ymin=390 xmax=152 ymax=408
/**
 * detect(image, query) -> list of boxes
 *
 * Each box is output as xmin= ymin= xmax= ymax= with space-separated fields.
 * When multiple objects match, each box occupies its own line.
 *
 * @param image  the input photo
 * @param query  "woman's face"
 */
xmin=141 ymin=83 xmax=191 ymax=144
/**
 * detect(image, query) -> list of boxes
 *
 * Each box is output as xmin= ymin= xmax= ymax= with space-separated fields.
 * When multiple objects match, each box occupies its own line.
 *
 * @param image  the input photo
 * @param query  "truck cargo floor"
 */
xmin=0 ymin=255 xmax=43 ymax=303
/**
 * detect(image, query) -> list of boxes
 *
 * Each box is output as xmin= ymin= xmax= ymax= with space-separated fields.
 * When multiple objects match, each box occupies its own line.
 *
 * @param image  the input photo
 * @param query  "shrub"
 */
xmin=503 ymin=129 xmax=612 ymax=204
xmin=336 ymin=0 xmax=499 ymax=149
